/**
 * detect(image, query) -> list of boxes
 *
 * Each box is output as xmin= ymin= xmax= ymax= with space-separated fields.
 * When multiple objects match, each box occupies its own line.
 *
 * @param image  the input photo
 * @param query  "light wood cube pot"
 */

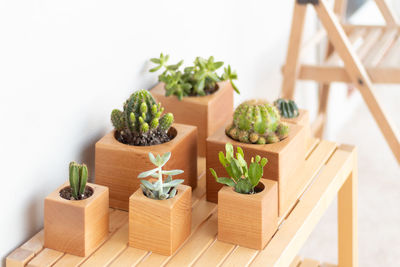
xmin=151 ymin=81 xmax=234 ymax=157
xmin=218 ymin=179 xmax=278 ymax=250
xmin=206 ymin=122 xmax=307 ymax=217
xmin=281 ymin=109 xmax=310 ymax=140
xmin=44 ymin=182 xmax=109 ymax=257
xmin=95 ymin=123 xmax=197 ymax=211
xmin=129 ymin=184 xmax=192 ymax=255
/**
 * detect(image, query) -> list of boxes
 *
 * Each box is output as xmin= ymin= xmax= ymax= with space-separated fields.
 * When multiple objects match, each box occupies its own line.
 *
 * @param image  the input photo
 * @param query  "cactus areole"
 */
xmin=111 ymin=89 xmax=175 ymax=146
xmin=225 ymin=100 xmax=290 ymax=144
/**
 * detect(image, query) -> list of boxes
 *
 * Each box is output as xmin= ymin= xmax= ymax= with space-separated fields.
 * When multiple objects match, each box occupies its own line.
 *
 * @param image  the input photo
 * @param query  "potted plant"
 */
xmin=210 ymin=143 xmax=278 ymax=250
xmin=274 ymin=98 xmax=310 ymax=138
xmin=129 ymin=152 xmax=191 ymax=256
xmin=95 ymin=89 xmax=197 ymax=210
xmin=206 ymin=100 xmax=307 ymax=217
xmin=149 ymin=53 xmax=239 ymax=156
xmin=44 ymin=162 xmax=109 ymax=257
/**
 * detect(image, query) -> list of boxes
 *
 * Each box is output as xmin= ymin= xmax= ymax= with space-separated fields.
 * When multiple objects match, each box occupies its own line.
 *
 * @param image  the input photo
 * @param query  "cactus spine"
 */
xmin=274 ymin=98 xmax=299 ymax=118
xmin=69 ymin=161 xmax=88 ymax=200
xmin=225 ymin=100 xmax=289 ymax=144
xmin=111 ymin=90 xmax=174 ymax=145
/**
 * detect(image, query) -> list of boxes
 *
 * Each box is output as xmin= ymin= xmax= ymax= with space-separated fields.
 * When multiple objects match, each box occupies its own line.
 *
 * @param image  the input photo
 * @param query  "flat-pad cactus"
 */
xmin=225 ymin=100 xmax=289 ymax=144
xmin=111 ymin=90 xmax=174 ymax=146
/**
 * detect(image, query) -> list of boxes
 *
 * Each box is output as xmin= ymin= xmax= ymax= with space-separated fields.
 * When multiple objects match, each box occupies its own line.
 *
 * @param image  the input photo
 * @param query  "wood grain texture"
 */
xmin=44 ymin=182 xmax=109 ymax=257
xmin=20 ymin=231 xmax=44 ymax=254
xmin=6 ymin=248 xmax=34 ymax=267
xmin=206 ymin=122 xmax=307 ymax=212
xmin=129 ymin=184 xmax=191 ymax=256
xmin=95 ymin=123 xmax=198 ymax=210
xmin=151 ymin=81 xmax=234 ymax=156
xmin=27 ymin=248 xmax=63 ymax=267
xmin=218 ymin=179 xmax=278 ymax=250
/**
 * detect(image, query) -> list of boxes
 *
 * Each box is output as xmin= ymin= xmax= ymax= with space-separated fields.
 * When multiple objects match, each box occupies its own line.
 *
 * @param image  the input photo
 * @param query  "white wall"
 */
xmin=0 ymin=0 xmax=319 ymax=263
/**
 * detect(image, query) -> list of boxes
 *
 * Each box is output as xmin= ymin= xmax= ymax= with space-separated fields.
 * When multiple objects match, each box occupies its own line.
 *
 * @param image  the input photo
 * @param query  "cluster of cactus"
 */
xmin=210 ymin=143 xmax=268 ymax=194
xmin=69 ymin=161 xmax=88 ymax=200
xmin=225 ymin=100 xmax=289 ymax=144
xmin=111 ymin=90 xmax=174 ymax=144
xmin=138 ymin=152 xmax=184 ymax=200
xmin=149 ymin=53 xmax=239 ymax=100
xmin=274 ymin=98 xmax=299 ymax=118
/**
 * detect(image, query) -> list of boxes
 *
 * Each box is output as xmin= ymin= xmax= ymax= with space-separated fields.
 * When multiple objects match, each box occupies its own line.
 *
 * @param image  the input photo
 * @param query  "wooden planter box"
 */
xmin=151 ymin=81 xmax=234 ymax=157
xmin=95 ymin=123 xmax=197 ymax=211
xmin=129 ymin=184 xmax=192 ymax=256
xmin=206 ymin=122 xmax=307 ymax=216
xmin=218 ymin=179 xmax=278 ymax=250
xmin=44 ymin=182 xmax=109 ymax=257
xmin=281 ymin=109 xmax=310 ymax=140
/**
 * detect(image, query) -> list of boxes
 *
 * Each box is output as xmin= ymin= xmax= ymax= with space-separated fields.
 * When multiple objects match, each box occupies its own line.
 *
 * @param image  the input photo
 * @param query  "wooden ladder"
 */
xmin=282 ymin=0 xmax=400 ymax=164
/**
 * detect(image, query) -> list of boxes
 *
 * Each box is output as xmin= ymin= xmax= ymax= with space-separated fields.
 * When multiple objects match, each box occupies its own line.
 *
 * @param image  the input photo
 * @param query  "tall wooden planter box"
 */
xmin=95 ymin=123 xmax=197 ymax=211
xmin=206 ymin=122 xmax=307 ymax=216
xmin=151 ymin=81 xmax=234 ymax=157
xmin=129 ymin=184 xmax=192 ymax=255
xmin=218 ymin=179 xmax=278 ymax=250
xmin=44 ymin=182 xmax=109 ymax=257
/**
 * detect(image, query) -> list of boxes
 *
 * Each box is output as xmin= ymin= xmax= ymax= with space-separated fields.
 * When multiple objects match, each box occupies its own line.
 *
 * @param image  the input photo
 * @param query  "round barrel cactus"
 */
xmin=225 ymin=100 xmax=289 ymax=144
xmin=111 ymin=89 xmax=174 ymax=146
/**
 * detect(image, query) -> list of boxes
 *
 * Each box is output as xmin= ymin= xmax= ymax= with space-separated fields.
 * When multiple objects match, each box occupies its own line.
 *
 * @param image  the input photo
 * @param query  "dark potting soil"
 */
xmin=59 ymin=186 xmax=93 ymax=200
xmin=188 ymin=84 xmax=219 ymax=96
xmin=115 ymin=127 xmax=176 ymax=146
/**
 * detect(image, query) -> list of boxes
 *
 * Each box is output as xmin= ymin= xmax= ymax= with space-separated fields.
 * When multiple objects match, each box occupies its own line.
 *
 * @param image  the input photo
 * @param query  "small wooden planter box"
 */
xmin=129 ymin=184 xmax=192 ymax=256
xmin=206 ymin=122 xmax=307 ymax=216
xmin=218 ymin=179 xmax=278 ymax=250
xmin=151 ymin=81 xmax=234 ymax=157
xmin=95 ymin=123 xmax=197 ymax=211
xmin=44 ymin=182 xmax=109 ymax=257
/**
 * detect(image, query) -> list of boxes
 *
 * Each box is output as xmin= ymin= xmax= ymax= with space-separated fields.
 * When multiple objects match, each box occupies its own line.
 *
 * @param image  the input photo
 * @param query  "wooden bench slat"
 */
xmin=192 ymin=240 xmax=235 ymax=267
xmin=80 ymin=223 xmax=129 ymax=266
xmin=165 ymin=214 xmax=218 ymax=266
xmin=6 ymin=248 xmax=35 ymax=267
xmin=108 ymin=247 xmax=148 ymax=267
xmin=221 ymin=246 xmax=259 ymax=267
xmin=27 ymin=248 xmax=63 ymax=267
xmin=20 ymin=230 xmax=44 ymax=254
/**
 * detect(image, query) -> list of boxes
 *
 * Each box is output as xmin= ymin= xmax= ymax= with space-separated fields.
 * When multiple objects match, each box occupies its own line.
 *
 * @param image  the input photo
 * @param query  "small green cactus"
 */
xmin=138 ymin=152 xmax=184 ymax=200
xmin=274 ymin=98 xmax=299 ymax=118
xmin=209 ymin=143 xmax=268 ymax=194
xmin=111 ymin=90 xmax=174 ymax=145
xmin=69 ymin=161 xmax=88 ymax=200
xmin=149 ymin=53 xmax=239 ymax=100
xmin=225 ymin=100 xmax=289 ymax=144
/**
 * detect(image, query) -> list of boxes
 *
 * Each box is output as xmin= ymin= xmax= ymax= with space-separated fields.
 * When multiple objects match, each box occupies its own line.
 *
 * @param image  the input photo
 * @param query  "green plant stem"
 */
xmin=158 ymin=166 xmax=163 ymax=197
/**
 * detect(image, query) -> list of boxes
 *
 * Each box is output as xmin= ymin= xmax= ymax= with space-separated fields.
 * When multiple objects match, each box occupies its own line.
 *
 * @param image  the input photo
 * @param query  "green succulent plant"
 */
xmin=69 ymin=161 xmax=88 ymax=200
xmin=209 ymin=143 xmax=268 ymax=194
xmin=274 ymin=98 xmax=299 ymax=118
xmin=138 ymin=152 xmax=184 ymax=200
xmin=149 ymin=53 xmax=240 ymax=100
xmin=225 ymin=99 xmax=289 ymax=144
xmin=111 ymin=89 xmax=174 ymax=145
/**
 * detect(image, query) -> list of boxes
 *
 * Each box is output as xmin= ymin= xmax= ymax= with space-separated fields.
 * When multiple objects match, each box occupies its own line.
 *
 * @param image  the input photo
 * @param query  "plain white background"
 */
xmin=2 ymin=0 xmax=397 ymax=265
